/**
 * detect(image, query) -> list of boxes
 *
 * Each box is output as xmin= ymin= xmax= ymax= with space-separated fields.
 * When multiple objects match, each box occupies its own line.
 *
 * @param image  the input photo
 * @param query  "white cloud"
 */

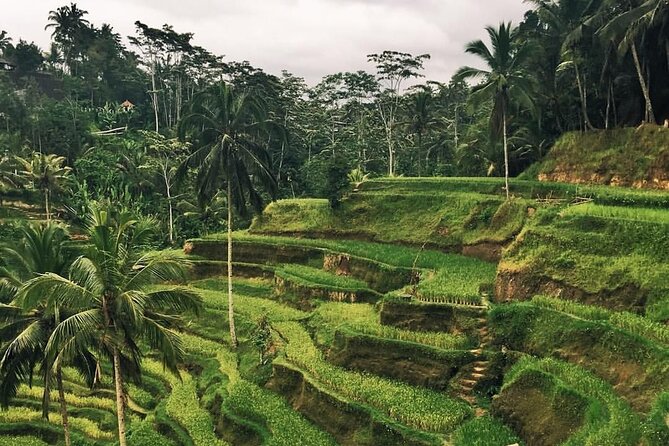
xmin=2 ymin=0 xmax=529 ymax=84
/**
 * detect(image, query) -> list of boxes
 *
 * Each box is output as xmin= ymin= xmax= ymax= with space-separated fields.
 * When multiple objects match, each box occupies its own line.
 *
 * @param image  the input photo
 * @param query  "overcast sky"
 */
xmin=2 ymin=0 xmax=529 ymax=84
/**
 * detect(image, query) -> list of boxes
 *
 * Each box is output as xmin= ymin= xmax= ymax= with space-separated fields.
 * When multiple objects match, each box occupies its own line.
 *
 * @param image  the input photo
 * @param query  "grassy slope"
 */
xmin=526 ymin=125 xmax=669 ymax=189
xmin=2 ymin=157 xmax=668 ymax=445
xmin=250 ymin=192 xmax=529 ymax=249
xmin=245 ymin=176 xmax=668 ymax=320
xmin=500 ymin=203 xmax=669 ymax=320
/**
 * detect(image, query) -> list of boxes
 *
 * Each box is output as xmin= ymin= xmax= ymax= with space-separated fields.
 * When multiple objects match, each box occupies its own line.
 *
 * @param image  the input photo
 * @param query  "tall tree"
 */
xmin=455 ymin=23 xmax=536 ymax=198
xmin=368 ymin=51 xmax=430 ymax=176
xmin=19 ymin=206 xmax=202 ymax=446
xmin=179 ymin=82 xmax=277 ymax=348
xmin=403 ymin=87 xmax=440 ymax=176
xmin=129 ymin=21 xmax=195 ymax=132
xmin=598 ymin=0 xmax=669 ymax=123
xmin=141 ymin=131 xmax=189 ymax=244
xmin=4 ymin=40 xmax=45 ymax=74
xmin=45 ymin=3 xmax=90 ymax=75
xmin=528 ymin=0 xmax=603 ymax=131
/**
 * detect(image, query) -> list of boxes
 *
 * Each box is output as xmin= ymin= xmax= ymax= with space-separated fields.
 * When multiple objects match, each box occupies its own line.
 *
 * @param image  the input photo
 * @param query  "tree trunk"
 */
xmin=605 ymin=81 xmax=612 ymax=130
xmin=503 ymin=109 xmax=510 ymax=200
xmin=56 ymin=363 xmax=71 ymax=446
xmin=41 ymin=370 xmax=50 ymax=421
xmin=227 ymin=179 xmax=238 ymax=348
xmin=417 ymin=132 xmax=423 ymax=177
xmin=167 ymin=191 xmax=174 ymax=245
xmin=278 ymin=141 xmax=285 ymax=183
xmin=151 ymin=63 xmax=159 ymax=133
xmin=45 ymin=189 xmax=50 ymax=222
xmin=454 ymin=105 xmax=459 ymax=149
xmin=631 ymin=42 xmax=655 ymax=123
xmin=573 ymin=60 xmax=595 ymax=131
xmin=164 ymin=164 xmax=174 ymax=244
xmin=388 ymin=143 xmax=394 ymax=177
xmin=112 ymin=348 xmax=127 ymax=446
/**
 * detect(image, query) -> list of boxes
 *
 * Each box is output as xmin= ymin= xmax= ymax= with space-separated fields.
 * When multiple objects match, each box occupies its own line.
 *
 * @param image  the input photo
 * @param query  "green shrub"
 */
xmin=450 ymin=416 xmax=522 ymax=446
xmin=325 ymin=154 xmax=351 ymax=208
xmin=127 ymin=416 xmax=176 ymax=446
xmin=0 ymin=436 xmax=49 ymax=446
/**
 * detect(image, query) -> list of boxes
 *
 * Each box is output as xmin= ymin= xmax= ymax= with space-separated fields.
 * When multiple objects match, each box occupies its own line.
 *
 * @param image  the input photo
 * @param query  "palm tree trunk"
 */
xmin=605 ymin=81 xmax=612 ymax=130
xmin=56 ymin=363 xmax=71 ymax=446
xmin=503 ymin=109 xmax=510 ymax=200
xmin=45 ymin=189 xmax=50 ymax=221
xmin=41 ymin=371 xmax=51 ymax=421
xmin=112 ymin=348 xmax=127 ymax=446
xmin=631 ymin=42 xmax=655 ymax=123
xmin=227 ymin=180 xmax=238 ymax=348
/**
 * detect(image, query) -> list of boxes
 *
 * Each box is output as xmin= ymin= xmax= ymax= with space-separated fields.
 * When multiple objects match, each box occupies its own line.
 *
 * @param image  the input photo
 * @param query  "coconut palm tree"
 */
xmin=455 ymin=22 xmax=536 ymax=199
xmin=403 ymin=88 xmax=440 ymax=176
xmin=0 ymin=223 xmax=86 ymax=446
xmin=179 ymin=82 xmax=277 ymax=348
xmin=45 ymin=3 xmax=89 ymax=74
xmin=15 ymin=153 xmax=71 ymax=221
xmin=527 ymin=0 xmax=603 ymax=131
xmin=18 ymin=206 xmax=202 ymax=446
xmin=597 ymin=0 xmax=669 ymax=123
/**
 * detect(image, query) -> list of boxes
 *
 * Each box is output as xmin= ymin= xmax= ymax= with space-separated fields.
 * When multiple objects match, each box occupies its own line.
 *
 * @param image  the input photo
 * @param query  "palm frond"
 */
xmin=144 ymin=287 xmax=202 ymax=315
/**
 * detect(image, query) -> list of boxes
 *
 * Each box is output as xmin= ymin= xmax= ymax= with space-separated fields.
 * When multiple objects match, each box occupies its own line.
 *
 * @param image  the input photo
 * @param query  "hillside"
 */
xmin=0 ymin=176 xmax=667 ymax=446
xmin=181 ymin=177 xmax=667 ymax=446
xmin=251 ymin=178 xmax=669 ymax=321
xmin=526 ymin=126 xmax=669 ymax=189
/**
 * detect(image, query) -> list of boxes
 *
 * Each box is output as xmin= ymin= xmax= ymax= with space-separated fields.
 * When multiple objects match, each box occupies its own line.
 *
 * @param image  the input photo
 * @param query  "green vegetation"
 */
xmin=415 ymin=261 xmax=495 ymax=305
xmin=277 ymin=321 xmax=472 ymax=432
xmin=275 ymin=264 xmax=370 ymax=290
xmin=532 ymin=296 xmax=669 ymax=346
xmin=2 ymin=0 xmax=669 ymax=443
xmin=251 ymin=193 xmax=528 ymax=248
xmin=165 ymin=373 xmax=227 ymax=446
xmin=362 ymin=177 xmax=669 ymax=207
xmin=450 ymin=416 xmax=523 ymax=446
xmin=196 ymin=232 xmax=496 ymax=299
xmin=0 ymin=437 xmax=49 ymax=446
xmin=309 ymin=302 xmax=468 ymax=350
xmin=500 ymin=204 xmax=669 ymax=320
xmin=529 ymin=128 xmax=669 ymax=189
xmin=560 ymin=202 xmax=669 ymax=221
xmin=181 ymin=334 xmax=337 ymax=446
xmin=502 ymin=357 xmax=643 ymax=445
xmin=490 ymin=301 xmax=669 ymax=412
xmin=0 ymin=407 xmax=113 ymax=440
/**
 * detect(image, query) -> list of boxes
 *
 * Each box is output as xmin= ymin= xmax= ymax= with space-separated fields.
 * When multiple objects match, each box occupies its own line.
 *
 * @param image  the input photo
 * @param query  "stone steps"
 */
xmin=454 ymin=314 xmax=492 ymax=417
